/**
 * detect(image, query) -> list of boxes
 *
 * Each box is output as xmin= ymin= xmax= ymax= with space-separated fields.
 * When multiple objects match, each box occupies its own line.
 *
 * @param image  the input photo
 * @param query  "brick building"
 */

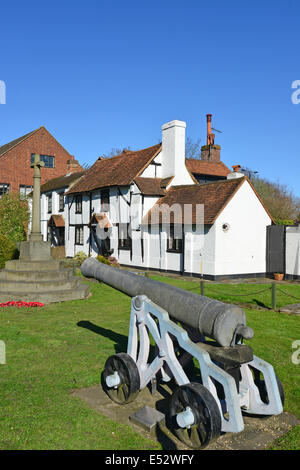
xmin=0 ymin=126 xmax=82 ymax=197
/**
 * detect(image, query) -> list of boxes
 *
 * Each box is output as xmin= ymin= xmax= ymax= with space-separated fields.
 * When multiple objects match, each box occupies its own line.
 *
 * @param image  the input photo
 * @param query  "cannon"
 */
xmin=81 ymin=258 xmax=284 ymax=449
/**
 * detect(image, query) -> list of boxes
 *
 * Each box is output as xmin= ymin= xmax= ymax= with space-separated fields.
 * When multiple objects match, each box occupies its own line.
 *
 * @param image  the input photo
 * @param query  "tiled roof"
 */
xmin=142 ymin=177 xmax=246 ymax=225
xmin=160 ymin=176 xmax=174 ymax=188
xmin=47 ymin=214 xmax=65 ymax=227
xmin=67 ymin=144 xmax=162 ymax=194
xmin=134 ymin=177 xmax=168 ymax=196
xmin=40 ymin=171 xmax=85 ymax=193
xmin=185 ymin=159 xmax=230 ymax=177
xmin=0 ymin=128 xmax=42 ymax=157
xmin=88 ymin=213 xmax=112 ymax=229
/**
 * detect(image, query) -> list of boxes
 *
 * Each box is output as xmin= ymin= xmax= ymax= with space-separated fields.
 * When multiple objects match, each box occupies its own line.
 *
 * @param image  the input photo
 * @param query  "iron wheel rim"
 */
xmin=103 ymin=353 xmax=140 ymax=404
xmin=169 ymin=382 xmax=221 ymax=449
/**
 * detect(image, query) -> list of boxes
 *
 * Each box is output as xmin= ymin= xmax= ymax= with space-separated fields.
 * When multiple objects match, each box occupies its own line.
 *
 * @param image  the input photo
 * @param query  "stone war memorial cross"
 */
xmin=19 ymin=153 xmax=51 ymax=260
xmin=0 ymin=154 xmax=90 ymax=302
xmin=30 ymin=153 xmax=44 ymax=242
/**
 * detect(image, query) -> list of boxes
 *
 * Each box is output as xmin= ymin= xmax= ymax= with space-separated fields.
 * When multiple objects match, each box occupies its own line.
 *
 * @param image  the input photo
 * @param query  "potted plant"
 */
xmin=274 ymin=273 xmax=284 ymax=281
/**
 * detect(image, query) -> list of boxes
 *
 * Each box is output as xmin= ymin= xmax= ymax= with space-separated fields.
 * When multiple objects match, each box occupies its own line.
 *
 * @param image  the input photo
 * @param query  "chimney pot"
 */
xmin=201 ymin=114 xmax=220 ymax=161
xmin=206 ymin=114 xmax=212 ymax=145
xmin=232 ymin=165 xmax=241 ymax=173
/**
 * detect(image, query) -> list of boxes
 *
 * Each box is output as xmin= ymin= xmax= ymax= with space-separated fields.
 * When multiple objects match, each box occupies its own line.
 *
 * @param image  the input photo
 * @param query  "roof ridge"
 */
xmin=102 ymin=142 xmax=162 ymax=161
xmin=0 ymin=127 xmax=44 ymax=157
xmin=67 ymin=142 xmax=161 ymax=194
xmin=186 ymin=158 xmax=227 ymax=163
xmin=168 ymin=177 xmax=245 ymax=190
xmin=135 ymin=176 xmax=163 ymax=180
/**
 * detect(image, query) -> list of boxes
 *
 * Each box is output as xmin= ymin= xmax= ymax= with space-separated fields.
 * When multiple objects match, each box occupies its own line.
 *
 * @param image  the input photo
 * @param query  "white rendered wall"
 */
xmin=214 ymin=180 xmax=271 ymax=276
xmin=40 ymin=193 xmax=48 ymax=241
xmin=286 ymin=226 xmax=300 ymax=277
xmin=184 ymin=225 xmax=213 ymax=276
xmin=140 ymin=152 xmax=162 ymax=178
xmin=67 ymin=193 xmax=90 ymax=256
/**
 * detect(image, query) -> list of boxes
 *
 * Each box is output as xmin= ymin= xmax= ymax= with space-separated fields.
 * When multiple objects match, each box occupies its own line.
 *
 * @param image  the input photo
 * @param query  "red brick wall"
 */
xmin=0 ymin=127 xmax=82 ymax=193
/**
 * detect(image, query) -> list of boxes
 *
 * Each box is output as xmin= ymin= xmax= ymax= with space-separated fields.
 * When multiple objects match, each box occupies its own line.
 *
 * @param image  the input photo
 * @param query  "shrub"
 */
xmin=74 ymin=251 xmax=88 ymax=265
xmin=96 ymin=255 xmax=120 ymax=268
xmin=274 ymin=219 xmax=295 ymax=225
xmin=0 ymin=193 xmax=29 ymax=242
xmin=96 ymin=255 xmax=111 ymax=265
xmin=0 ymin=234 xmax=19 ymax=269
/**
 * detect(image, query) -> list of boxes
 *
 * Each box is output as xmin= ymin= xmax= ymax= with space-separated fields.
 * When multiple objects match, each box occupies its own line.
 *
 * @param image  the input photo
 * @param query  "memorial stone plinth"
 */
xmin=0 ymin=154 xmax=90 ymax=303
xmin=19 ymin=239 xmax=51 ymax=260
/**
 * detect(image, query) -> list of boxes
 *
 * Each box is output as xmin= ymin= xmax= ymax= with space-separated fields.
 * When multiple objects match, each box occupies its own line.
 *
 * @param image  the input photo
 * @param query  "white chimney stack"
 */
xmin=161 ymin=120 xmax=194 ymax=186
xmin=227 ymin=164 xmax=244 ymax=180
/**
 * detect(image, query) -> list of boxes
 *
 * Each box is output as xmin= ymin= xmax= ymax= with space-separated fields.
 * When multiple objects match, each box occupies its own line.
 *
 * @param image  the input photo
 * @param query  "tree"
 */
xmin=245 ymin=171 xmax=300 ymax=223
xmin=102 ymin=147 xmax=131 ymax=158
xmin=81 ymin=162 xmax=92 ymax=170
xmin=185 ymin=137 xmax=202 ymax=159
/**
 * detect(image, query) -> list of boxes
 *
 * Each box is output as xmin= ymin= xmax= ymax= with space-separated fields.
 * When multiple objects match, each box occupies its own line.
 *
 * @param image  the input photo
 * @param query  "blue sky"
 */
xmin=1 ymin=0 xmax=300 ymax=196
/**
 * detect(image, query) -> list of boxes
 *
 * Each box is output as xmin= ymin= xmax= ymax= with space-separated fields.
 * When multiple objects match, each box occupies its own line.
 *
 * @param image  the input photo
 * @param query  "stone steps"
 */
xmin=0 ymin=285 xmax=90 ymax=303
xmin=1 ymin=247 xmax=90 ymax=303
xmin=0 ymin=277 xmax=81 ymax=292
xmin=5 ymin=259 xmax=65 ymax=272
xmin=0 ymin=268 xmax=74 ymax=282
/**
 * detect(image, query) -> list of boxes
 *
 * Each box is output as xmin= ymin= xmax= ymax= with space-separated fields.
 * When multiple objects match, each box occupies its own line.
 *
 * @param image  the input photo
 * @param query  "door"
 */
xmin=266 ymin=225 xmax=285 ymax=274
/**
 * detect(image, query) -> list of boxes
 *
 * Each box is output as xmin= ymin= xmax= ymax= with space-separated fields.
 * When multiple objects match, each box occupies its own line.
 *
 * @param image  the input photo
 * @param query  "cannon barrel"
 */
xmin=81 ymin=258 xmax=254 ymax=347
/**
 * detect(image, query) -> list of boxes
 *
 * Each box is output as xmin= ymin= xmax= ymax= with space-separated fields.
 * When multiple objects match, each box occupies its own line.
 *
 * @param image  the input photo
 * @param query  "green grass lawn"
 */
xmin=0 ymin=274 xmax=299 ymax=450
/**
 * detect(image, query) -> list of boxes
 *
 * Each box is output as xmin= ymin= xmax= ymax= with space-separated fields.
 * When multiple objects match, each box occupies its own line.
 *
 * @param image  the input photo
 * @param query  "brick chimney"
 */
xmin=67 ymin=158 xmax=80 ymax=171
xmin=201 ymin=114 xmax=221 ymax=162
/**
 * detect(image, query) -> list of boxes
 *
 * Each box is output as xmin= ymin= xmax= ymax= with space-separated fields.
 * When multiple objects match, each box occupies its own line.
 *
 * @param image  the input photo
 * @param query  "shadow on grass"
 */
xmin=252 ymin=299 xmax=270 ymax=309
xmin=77 ymin=320 xmax=127 ymax=353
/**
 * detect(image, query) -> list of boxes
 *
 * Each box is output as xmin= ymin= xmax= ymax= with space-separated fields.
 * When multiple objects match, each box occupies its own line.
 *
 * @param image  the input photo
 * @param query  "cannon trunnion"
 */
xmin=81 ymin=258 xmax=284 ymax=449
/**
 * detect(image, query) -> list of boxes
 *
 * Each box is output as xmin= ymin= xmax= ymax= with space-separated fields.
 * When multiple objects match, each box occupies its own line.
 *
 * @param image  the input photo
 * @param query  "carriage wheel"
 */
xmin=102 ymin=353 xmax=140 ymax=404
xmin=168 ymin=382 xmax=221 ymax=449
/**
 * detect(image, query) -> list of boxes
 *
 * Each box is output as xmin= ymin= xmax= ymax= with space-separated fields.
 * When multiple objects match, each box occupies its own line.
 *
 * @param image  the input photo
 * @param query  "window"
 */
xmin=0 ymin=183 xmax=10 ymax=196
xmin=47 ymin=193 xmax=52 ymax=213
xmin=31 ymin=154 xmax=55 ymax=168
xmin=118 ymin=223 xmax=132 ymax=251
xmin=75 ymin=195 xmax=82 ymax=214
xmin=75 ymin=225 xmax=84 ymax=245
xmin=101 ymin=189 xmax=110 ymax=212
xmin=167 ymin=225 xmax=183 ymax=253
xmin=19 ymin=185 xmax=33 ymax=199
xmin=59 ymin=193 xmax=65 ymax=212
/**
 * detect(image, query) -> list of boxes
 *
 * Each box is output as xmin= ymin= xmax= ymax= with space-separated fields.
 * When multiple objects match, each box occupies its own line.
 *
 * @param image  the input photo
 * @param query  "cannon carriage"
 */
xmin=81 ymin=258 xmax=284 ymax=449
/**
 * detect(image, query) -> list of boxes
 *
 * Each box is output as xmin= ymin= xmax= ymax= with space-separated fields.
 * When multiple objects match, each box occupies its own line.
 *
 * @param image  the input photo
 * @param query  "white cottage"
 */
xmin=40 ymin=171 xmax=85 ymax=250
xmin=40 ymin=118 xmax=274 ymax=279
xmin=143 ymin=175 xmax=274 ymax=279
